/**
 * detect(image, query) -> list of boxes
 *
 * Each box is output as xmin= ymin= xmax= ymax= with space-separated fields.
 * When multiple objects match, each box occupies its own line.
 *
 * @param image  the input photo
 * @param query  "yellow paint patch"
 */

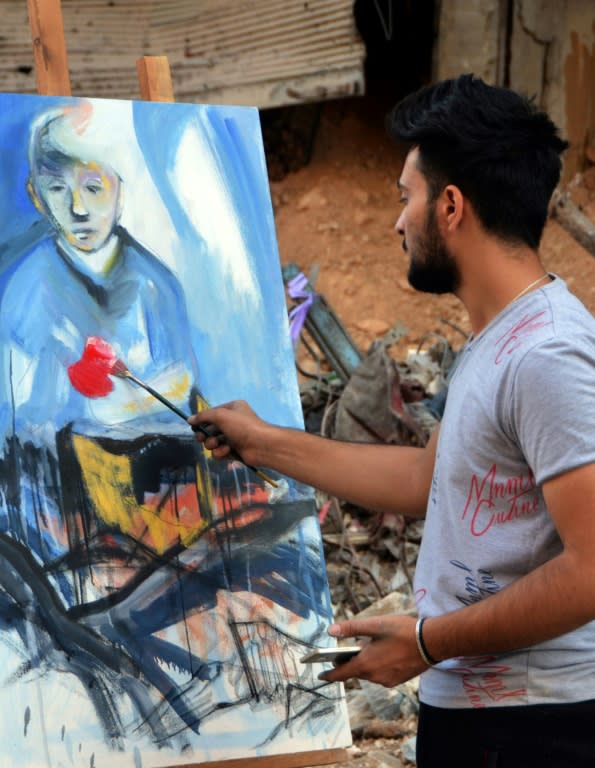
xmin=72 ymin=434 xmax=207 ymax=554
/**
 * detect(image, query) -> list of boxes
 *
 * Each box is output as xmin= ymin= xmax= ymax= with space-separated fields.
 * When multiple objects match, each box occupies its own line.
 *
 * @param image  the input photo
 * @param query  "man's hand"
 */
xmin=188 ymin=400 xmax=270 ymax=465
xmin=318 ymin=614 xmax=430 ymax=687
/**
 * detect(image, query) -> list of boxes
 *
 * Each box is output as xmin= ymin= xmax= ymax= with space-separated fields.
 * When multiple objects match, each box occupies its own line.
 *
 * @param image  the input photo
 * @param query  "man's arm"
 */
xmin=321 ymin=462 xmax=595 ymax=687
xmin=189 ymin=401 xmax=439 ymax=517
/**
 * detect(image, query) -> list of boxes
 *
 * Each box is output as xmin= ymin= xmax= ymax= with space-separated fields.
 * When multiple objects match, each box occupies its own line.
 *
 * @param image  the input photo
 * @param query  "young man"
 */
xmin=189 ymin=74 xmax=595 ymax=767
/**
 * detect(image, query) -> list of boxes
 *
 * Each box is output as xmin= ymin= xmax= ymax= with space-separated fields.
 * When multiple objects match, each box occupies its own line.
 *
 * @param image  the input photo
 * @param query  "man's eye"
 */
xmin=48 ymin=183 xmax=66 ymax=193
xmin=85 ymin=184 xmax=103 ymax=194
xmin=399 ymin=197 xmax=408 ymax=205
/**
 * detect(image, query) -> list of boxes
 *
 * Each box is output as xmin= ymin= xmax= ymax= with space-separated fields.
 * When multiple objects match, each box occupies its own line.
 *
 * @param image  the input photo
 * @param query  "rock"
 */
xmin=386 ymin=565 xmax=411 ymax=593
xmin=347 ymin=744 xmax=365 ymax=759
xmin=317 ymin=221 xmax=341 ymax=232
xmin=368 ymin=748 xmax=406 ymax=768
xmin=354 ymin=208 xmax=374 ymax=226
xmin=400 ymin=736 xmax=417 ymax=763
xmin=363 ymin=719 xmax=409 ymax=740
xmin=359 ymin=678 xmax=407 ymax=721
xmin=346 ymin=687 xmax=376 ymax=731
xmin=354 ymin=591 xmax=416 ymax=619
xmin=399 ymin=680 xmax=420 ymax=717
xmin=354 ymin=318 xmax=391 ymax=336
xmin=296 ymin=187 xmax=328 ymax=210
xmin=353 ymin=187 xmax=370 ymax=205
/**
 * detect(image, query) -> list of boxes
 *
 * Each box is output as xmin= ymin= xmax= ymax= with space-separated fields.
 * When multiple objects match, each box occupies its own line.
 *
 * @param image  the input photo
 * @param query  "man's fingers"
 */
xmin=190 ymin=421 xmax=222 ymax=438
xmin=328 ymin=616 xmax=390 ymax=639
xmin=188 ymin=400 xmax=257 ymax=463
xmin=318 ymin=657 xmax=360 ymax=683
xmin=188 ymin=416 xmax=230 ymax=455
xmin=210 ymin=444 xmax=232 ymax=459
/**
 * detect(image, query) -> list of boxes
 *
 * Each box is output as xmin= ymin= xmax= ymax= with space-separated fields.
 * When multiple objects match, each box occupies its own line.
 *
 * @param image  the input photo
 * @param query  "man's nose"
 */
xmin=71 ymin=188 xmax=89 ymax=217
xmin=394 ymin=212 xmax=404 ymax=235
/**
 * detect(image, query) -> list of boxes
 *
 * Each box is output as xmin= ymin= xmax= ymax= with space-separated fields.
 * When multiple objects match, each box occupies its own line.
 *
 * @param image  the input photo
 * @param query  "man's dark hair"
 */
xmin=387 ymin=74 xmax=569 ymax=249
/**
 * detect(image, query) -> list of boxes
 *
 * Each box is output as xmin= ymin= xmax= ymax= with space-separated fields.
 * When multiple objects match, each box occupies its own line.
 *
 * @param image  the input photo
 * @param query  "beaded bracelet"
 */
xmin=415 ymin=617 xmax=438 ymax=666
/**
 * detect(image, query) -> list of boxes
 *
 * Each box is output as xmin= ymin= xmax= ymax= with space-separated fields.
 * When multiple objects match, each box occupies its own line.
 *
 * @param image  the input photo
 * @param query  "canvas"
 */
xmin=0 ymin=92 xmax=351 ymax=768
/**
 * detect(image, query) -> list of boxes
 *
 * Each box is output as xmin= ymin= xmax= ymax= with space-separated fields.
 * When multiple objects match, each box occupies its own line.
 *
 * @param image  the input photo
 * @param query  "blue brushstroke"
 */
xmin=0 ymin=92 xmax=341 ymax=764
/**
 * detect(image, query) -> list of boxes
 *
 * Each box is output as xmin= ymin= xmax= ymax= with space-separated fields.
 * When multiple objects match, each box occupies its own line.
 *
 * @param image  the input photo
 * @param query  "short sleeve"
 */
xmin=509 ymin=337 xmax=595 ymax=485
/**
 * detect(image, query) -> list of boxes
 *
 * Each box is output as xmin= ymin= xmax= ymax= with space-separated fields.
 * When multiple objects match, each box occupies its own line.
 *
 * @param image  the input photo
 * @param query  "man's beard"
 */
xmin=405 ymin=204 xmax=460 ymax=295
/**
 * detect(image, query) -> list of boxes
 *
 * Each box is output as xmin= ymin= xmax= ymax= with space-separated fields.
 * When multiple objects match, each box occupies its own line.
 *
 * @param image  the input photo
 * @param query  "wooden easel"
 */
xmin=23 ymin=2 xmax=349 ymax=767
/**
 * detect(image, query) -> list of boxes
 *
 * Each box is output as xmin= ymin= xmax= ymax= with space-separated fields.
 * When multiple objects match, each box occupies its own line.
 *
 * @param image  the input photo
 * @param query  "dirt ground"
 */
xmin=270 ymin=97 xmax=595 ymax=363
xmin=267 ymin=94 xmax=595 ymax=767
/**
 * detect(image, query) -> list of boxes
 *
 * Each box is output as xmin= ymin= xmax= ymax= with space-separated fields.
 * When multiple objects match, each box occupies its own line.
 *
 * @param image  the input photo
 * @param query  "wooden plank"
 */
xmin=551 ymin=191 xmax=595 ymax=257
xmin=27 ymin=0 xmax=71 ymax=95
xmin=137 ymin=55 xmax=175 ymax=101
xmin=168 ymin=748 xmax=350 ymax=768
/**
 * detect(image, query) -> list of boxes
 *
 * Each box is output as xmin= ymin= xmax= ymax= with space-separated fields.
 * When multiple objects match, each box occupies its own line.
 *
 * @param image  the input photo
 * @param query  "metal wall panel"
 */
xmin=0 ymin=0 xmax=365 ymax=107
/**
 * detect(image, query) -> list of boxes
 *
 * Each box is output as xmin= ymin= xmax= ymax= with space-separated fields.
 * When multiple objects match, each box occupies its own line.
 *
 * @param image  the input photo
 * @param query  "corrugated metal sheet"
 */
xmin=0 ymin=0 xmax=365 ymax=107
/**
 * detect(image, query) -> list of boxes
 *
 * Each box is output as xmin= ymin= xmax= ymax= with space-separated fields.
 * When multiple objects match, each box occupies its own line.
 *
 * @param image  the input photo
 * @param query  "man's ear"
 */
xmin=27 ymin=179 xmax=45 ymax=214
xmin=438 ymin=184 xmax=465 ymax=233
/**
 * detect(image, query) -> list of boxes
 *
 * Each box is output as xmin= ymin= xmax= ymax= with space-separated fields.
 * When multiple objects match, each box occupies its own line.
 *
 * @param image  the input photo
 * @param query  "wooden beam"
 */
xmin=168 ymin=748 xmax=349 ymax=768
xmin=27 ymin=0 xmax=71 ymax=96
xmin=136 ymin=56 xmax=175 ymax=102
xmin=551 ymin=190 xmax=595 ymax=258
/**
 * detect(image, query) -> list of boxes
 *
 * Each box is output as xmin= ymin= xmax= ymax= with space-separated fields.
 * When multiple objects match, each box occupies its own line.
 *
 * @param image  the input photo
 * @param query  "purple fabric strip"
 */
xmin=287 ymin=272 xmax=316 ymax=345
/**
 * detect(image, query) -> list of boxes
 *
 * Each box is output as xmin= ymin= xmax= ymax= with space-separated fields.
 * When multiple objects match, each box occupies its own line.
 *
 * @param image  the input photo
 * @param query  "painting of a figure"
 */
xmin=0 ymin=93 xmax=351 ymax=767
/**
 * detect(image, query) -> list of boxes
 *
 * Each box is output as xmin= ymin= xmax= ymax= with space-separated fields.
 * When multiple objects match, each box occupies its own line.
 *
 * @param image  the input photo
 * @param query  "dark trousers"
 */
xmin=417 ymin=699 xmax=595 ymax=767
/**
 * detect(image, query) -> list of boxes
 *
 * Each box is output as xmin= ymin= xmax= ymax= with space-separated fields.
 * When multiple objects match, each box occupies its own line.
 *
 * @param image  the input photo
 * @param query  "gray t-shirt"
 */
xmin=415 ymin=276 xmax=595 ymax=709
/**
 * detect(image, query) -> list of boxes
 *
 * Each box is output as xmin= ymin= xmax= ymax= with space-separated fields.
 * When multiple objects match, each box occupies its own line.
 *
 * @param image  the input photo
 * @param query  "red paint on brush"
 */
xmin=68 ymin=336 xmax=118 ymax=397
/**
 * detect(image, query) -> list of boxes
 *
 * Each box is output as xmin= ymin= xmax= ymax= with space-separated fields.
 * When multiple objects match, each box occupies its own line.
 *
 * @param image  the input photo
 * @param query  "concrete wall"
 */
xmin=434 ymin=0 xmax=508 ymax=85
xmin=435 ymin=0 xmax=595 ymax=181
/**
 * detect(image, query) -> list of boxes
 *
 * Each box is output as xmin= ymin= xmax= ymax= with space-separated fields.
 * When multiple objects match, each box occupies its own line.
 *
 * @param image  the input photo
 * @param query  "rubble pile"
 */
xmin=287 ymin=271 xmax=462 ymax=765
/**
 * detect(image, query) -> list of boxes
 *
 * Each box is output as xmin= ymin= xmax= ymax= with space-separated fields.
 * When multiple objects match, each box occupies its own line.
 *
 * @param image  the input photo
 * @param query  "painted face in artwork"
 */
xmin=395 ymin=147 xmax=460 ymax=294
xmin=34 ymin=160 xmax=121 ymax=252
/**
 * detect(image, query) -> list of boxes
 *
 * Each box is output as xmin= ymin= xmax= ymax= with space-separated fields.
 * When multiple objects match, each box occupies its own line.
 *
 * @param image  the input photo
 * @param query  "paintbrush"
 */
xmin=110 ymin=360 xmax=278 ymax=488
